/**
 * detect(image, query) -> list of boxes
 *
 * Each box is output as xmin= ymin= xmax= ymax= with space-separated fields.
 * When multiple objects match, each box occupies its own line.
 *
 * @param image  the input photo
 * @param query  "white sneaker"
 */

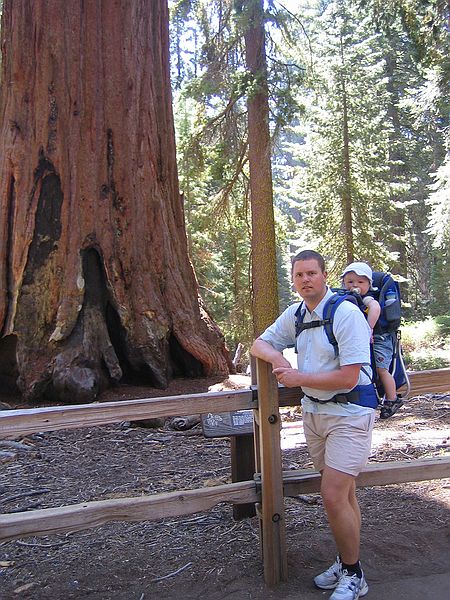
xmin=329 ymin=569 xmax=369 ymax=600
xmin=314 ymin=556 xmax=342 ymax=589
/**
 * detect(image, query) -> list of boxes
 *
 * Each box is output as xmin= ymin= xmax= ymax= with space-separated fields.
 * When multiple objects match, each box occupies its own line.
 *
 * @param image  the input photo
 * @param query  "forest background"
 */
xmin=0 ymin=0 xmax=448 ymax=404
xmin=169 ymin=0 xmax=450 ymax=370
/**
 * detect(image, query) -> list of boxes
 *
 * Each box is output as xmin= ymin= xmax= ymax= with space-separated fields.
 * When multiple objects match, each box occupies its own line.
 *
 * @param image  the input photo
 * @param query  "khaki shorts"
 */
xmin=303 ymin=412 xmax=375 ymax=477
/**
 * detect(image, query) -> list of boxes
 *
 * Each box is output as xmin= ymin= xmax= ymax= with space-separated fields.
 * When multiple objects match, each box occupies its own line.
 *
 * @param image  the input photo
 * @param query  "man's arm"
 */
xmin=253 ymin=339 xmax=362 ymax=390
xmin=250 ymin=338 xmax=292 ymax=370
xmin=272 ymin=363 xmax=361 ymax=390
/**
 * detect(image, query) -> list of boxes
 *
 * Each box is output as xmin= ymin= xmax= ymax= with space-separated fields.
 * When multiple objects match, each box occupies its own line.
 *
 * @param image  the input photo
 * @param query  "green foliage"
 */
xmin=360 ymin=0 xmax=450 ymax=69
xmin=176 ymin=79 xmax=248 ymax=281
xmin=360 ymin=0 xmax=450 ymax=309
xmin=275 ymin=222 xmax=296 ymax=311
xmin=402 ymin=317 xmax=448 ymax=348
xmin=402 ymin=352 xmax=448 ymax=371
xmin=435 ymin=315 xmax=450 ymax=336
xmin=169 ymin=0 xmax=449 ymax=354
xmin=282 ymin=0 xmax=447 ymax=301
xmin=170 ymin=0 xmax=308 ymax=350
xmin=291 ymin=1 xmax=400 ymax=277
xmin=401 ymin=316 xmax=450 ymax=370
xmin=427 ymin=153 xmax=450 ymax=253
xmin=173 ymin=87 xmax=254 ymax=350
xmin=428 ymin=251 xmax=450 ymax=316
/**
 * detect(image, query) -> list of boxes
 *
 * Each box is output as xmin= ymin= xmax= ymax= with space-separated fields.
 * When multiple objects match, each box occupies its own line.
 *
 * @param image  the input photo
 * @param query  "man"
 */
xmin=250 ymin=249 xmax=376 ymax=600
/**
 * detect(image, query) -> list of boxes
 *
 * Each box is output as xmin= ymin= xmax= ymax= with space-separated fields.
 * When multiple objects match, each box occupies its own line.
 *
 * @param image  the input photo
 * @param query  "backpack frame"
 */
xmin=294 ymin=283 xmax=410 ymax=400
xmin=370 ymin=272 xmax=402 ymax=335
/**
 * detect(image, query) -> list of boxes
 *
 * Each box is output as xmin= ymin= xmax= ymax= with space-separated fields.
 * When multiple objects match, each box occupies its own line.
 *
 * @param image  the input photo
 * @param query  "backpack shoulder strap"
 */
xmin=294 ymin=292 xmax=359 ymax=357
xmin=294 ymin=302 xmax=329 ymax=352
xmin=294 ymin=301 xmax=305 ymax=336
xmin=322 ymin=293 xmax=359 ymax=357
xmin=294 ymin=292 xmax=376 ymax=389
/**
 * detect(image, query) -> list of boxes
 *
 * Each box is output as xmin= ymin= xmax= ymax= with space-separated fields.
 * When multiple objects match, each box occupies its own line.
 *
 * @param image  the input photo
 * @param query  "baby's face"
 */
xmin=343 ymin=272 xmax=371 ymax=295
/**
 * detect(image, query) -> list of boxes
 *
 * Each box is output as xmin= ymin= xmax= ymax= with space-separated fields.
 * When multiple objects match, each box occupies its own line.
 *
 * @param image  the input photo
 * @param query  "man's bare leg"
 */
xmin=320 ymin=466 xmax=360 ymax=564
xmin=348 ymin=478 xmax=361 ymax=530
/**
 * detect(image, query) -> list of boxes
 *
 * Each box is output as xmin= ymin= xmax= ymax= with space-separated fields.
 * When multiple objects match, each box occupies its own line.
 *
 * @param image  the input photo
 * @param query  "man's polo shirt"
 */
xmin=259 ymin=287 xmax=374 ymax=416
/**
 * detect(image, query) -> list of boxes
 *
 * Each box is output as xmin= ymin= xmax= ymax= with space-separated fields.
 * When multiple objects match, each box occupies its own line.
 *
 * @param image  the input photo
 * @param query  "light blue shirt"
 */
xmin=260 ymin=288 xmax=374 ymax=416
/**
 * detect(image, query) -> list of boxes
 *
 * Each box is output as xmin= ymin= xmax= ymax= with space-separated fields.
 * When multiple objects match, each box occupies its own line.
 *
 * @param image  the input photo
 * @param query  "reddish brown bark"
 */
xmin=0 ymin=0 xmax=231 ymax=402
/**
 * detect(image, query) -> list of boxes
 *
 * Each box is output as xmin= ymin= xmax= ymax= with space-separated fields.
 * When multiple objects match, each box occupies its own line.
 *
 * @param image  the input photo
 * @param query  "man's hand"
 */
xmin=271 ymin=356 xmax=293 ymax=370
xmin=275 ymin=363 xmax=362 ymax=391
xmin=272 ymin=366 xmax=302 ymax=388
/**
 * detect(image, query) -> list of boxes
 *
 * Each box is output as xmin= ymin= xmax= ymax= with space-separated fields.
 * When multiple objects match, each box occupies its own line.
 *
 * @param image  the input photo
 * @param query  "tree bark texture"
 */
xmin=385 ymin=52 xmax=408 ymax=293
xmin=0 ymin=0 xmax=231 ymax=402
xmin=243 ymin=0 xmax=279 ymax=338
xmin=339 ymin=37 xmax=354 ymax=264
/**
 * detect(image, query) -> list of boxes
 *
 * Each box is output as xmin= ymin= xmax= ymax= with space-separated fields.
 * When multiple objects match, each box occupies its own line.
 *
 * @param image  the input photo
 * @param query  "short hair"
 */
xmin=291 ymin=249 xmax=326 ymax=273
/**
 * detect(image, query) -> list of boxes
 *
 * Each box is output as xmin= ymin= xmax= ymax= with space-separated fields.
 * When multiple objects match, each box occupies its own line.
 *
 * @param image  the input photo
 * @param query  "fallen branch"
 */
xmin=0 ymin=489 xmax=51 ymax=505
xmin=169 ymin=415 xmax=201 ymax=431
xmin=150 ymin=561 xmax=192 ymax=582
xmin=15 ymin=540 xmax=67 ymax=548
xmin=0 ymin=441 xmax=34 ymax=451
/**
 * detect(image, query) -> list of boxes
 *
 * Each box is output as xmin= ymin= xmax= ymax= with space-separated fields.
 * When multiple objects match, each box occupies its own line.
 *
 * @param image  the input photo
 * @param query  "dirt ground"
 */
xmin=0 ymin=376 xmax=449 ymax=600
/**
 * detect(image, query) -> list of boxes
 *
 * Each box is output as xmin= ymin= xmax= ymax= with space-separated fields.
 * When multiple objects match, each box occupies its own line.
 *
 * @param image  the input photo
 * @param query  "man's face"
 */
xmin=292 ymin=259 xmax=327 ymax=305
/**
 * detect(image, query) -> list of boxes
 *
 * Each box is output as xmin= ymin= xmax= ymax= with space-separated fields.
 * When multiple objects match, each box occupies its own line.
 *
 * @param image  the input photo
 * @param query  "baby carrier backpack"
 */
xmin=371 ymin=272 xmax=401 ymax=335
xmin=369 ymin=272 xmax=410 ymax=401
xmin=294 ymin=272 xmax=410 ymax=404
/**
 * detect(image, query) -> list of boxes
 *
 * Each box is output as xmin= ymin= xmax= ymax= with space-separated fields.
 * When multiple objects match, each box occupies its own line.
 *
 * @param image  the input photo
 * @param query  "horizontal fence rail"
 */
xmin=404 ymin=367 xmax=450 ymax=395
xmin=0 ymin=387 xmax=303 ymax=439
xmin=0 ymin=389 xmax=256 ymax=439
xmin=0 ymin=481 xmax=259 ymax=544
xmin=279 ymin=456 xmax=450 ymax=496
xmin=1 ymin=457 xmax=449 ymax=544
xmin=1 ymin=368 xmax=448 ymax=440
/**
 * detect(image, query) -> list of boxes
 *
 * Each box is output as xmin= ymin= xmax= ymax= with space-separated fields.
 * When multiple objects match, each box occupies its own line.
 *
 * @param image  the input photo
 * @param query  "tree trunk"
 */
xmin=339 ymin=36 xmax=354 ymax=264
xmin=385 ymin=52 xmax=408 ymax=291
xmin=0 ymin=0 xmax=231 ymax=403
xmin=243 ymin=0 xmax=279 ymax=337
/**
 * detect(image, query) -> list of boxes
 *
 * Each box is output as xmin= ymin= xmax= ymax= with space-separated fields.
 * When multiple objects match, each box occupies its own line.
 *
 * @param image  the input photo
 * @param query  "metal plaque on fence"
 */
xmin=201 ymin=409 xmax=254 ymax=438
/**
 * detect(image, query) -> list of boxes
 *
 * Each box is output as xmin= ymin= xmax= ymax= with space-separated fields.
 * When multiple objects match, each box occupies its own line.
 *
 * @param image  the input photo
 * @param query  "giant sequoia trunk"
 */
xmin=0 ymin=0 xmax=231 ymax=403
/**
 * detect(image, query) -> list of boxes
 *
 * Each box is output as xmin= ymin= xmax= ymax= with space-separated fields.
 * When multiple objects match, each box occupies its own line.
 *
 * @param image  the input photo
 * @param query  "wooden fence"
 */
xmin=1 ymin=365 xmax=449 ymax=586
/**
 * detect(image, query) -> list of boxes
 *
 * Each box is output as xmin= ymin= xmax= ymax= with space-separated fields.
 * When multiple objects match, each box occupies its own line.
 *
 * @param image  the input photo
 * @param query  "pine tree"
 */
xmin=362 ymin=0 xmax=449 ymax=314
xmin=170 ymin=0 xmax=304 ymax=348
xmin=295 ymin=0 xmax=396 ymax=279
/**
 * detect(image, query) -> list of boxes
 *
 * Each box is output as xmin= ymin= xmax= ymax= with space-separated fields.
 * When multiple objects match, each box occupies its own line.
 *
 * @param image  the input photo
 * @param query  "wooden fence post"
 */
xmin=231 ymin=434 xmax=256 ymax=519
xmin=255 ymin=357 xmax=288 ymax=586
xmin=230 ymin=356 xmax=257 ymax=520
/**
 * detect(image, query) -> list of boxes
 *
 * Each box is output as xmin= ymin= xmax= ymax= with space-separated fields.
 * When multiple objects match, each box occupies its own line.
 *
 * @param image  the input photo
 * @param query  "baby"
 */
xmin=341 ymin=261 xmax=403 ymax=418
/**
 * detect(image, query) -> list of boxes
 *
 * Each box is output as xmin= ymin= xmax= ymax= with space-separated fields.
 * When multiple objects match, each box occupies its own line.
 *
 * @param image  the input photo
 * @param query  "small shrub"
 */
xmin=401 ymin=316 xmax=450 ymax=371
xmin=404 ymin=354 xmax=449 ymax=371
xmin=435 ymin=315 xmax=450 ymax=337
xmin=402 ymin=318 xmax=447 ymax=349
